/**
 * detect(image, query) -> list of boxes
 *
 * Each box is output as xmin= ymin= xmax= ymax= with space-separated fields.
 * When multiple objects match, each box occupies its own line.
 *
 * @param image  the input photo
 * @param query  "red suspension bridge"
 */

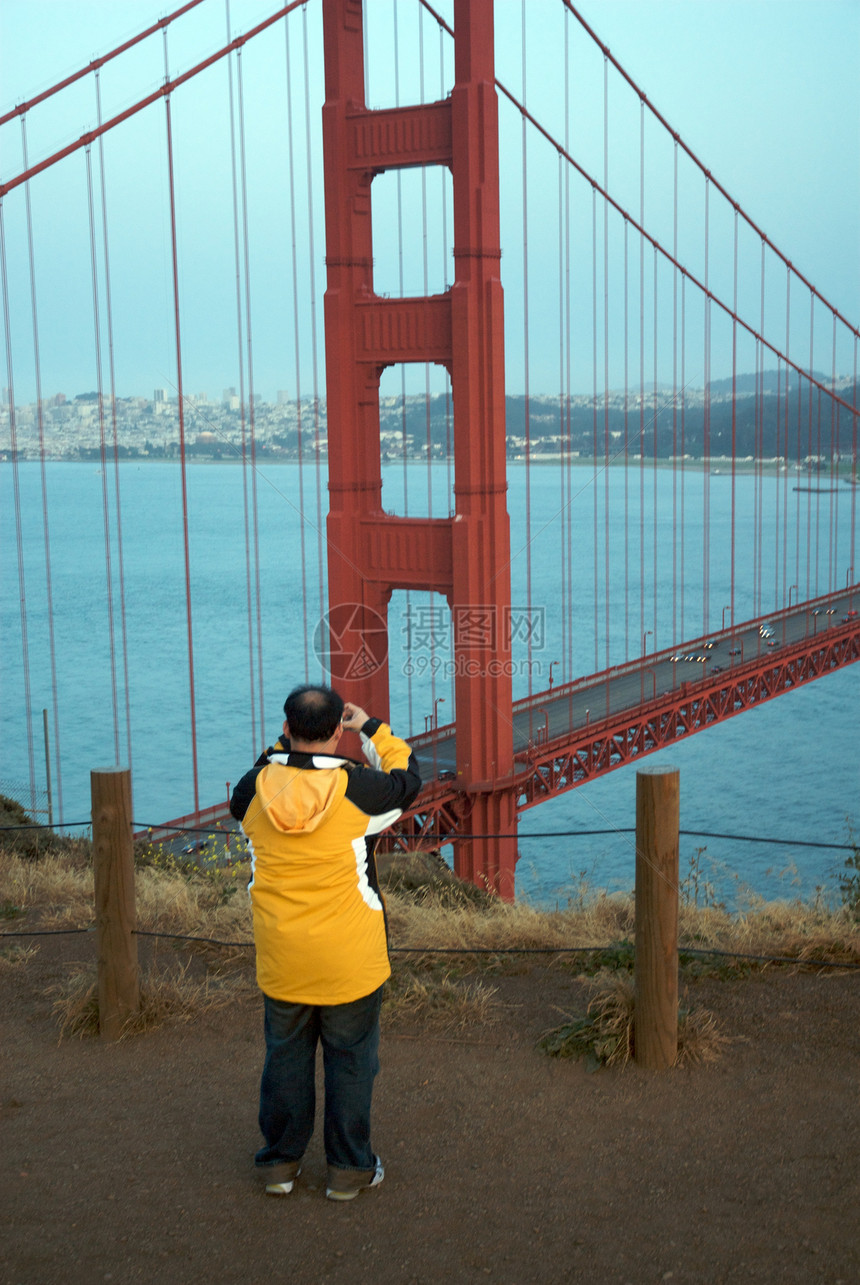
xmin=1 ymin=0 xmax=858 ymax=896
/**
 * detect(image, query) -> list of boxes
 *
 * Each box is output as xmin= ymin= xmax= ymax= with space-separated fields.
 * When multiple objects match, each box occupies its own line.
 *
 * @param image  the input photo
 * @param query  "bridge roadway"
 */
xmin=151 ymin=586 xmax=859 ymax=850
xmin=407 ymin=586 xmax=860 ymax=812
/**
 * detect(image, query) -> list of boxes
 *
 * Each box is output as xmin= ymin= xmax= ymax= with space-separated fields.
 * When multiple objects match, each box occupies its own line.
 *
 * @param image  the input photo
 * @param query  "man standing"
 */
xmin=230 ymin=684 xmax=421 ymax=1201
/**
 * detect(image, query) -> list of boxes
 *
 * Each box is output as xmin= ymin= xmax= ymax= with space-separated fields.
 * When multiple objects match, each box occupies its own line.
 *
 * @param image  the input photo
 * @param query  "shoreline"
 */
xmin=5 ymin=455 xmax=856 ymax=481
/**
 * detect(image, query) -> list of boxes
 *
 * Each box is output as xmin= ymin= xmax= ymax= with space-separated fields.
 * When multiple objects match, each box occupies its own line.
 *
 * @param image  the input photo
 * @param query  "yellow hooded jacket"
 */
xmin=230 ymin=719 xmax=421 ymax=1005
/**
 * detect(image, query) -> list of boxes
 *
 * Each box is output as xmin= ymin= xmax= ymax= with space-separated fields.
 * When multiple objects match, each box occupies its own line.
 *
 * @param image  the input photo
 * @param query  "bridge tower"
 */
xmin=321 ymin=0 xmax=517 ymax=896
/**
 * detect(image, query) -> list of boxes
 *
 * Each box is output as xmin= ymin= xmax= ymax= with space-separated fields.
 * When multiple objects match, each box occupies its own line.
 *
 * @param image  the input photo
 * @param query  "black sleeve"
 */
xmin=343 ymin=749 xmax=422 ymax=818
xmin=230 ymin=766 xmax=263 ymax=821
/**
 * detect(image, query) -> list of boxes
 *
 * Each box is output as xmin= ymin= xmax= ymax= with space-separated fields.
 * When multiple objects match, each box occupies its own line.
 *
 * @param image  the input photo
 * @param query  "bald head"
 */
xmin=284 ymin=684 xmax=344 ymax=744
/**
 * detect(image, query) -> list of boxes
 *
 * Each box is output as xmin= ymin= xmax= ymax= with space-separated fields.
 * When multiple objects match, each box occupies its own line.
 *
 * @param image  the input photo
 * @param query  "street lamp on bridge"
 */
xmin=642 ymin=629 xmax=653 ymax=654
xmin=789 ymin=584 xmax=798 ymax=607
xmin=425 ymin=696 xmax=446 ymax=733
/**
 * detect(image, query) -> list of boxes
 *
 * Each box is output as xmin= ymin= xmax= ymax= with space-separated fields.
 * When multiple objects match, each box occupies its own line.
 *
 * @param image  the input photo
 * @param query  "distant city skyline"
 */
xmin=3 ymin=371 xmax=857 ymax=469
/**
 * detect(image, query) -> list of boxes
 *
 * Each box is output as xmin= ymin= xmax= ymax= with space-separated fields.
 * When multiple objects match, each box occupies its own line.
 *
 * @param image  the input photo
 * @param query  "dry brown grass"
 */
xmin=0 ymin=942 xmax=39 ymax=972
xmin=6 ymin=841 xmax=858 ymax=969
xmin=383 ymin=963 xmax=499 ymax=1030
xmin=4 ymin=839 xmax=859 ymax=1045
xmin=386 ymin=855 xmax=860 ymax=973
xmin=0 ymin=848 xmax=95 ymax=928
xmin=538 ymin=970 xmax=731 ymax=1069
xmin=50 ymin=961 xmax=256 ymax=1041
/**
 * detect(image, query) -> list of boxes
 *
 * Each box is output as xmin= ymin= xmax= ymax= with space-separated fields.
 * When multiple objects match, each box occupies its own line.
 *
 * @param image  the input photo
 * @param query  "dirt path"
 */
xmin=2 ymin=939 xmax=858 ymax=1285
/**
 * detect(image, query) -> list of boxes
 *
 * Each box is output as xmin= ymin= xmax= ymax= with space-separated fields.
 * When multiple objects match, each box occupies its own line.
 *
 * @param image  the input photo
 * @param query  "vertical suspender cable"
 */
xmin=557 ymin=155 xmax=565 ymax=666
xmin=94 ymin=75 xmax=133 ymax=777
xmin=84 ymin=144 xmax=121 ymax=764
xmin=20 ymin=119 xmax=64 ymax=821
xmin=638 ymin=99 xmax=645 ymax=666
xmin=419 ymin=4 xmax=433 ymax=505
xmin=652 ymin=246 xmax=658 ymax=639
xmin=419 ymin=4 xmax=437 ymax=732
xmin=391 ymin=0 xmax=414 ymax=730
xmin=283 ymin=13 xmax=310 ymax=680
xmin=591 ymin=187 xmax=599 ymax=674
xmin=754 ymin=242 xmax=765 ymax=617
xmin=702 ymin=179 xmax=711 ymax=632
xmin=829 ymin=315 xmax=837 ymax=591
xmin=780 ymin=266 xmax=790 ymax=609
xmin=671 ymin=140 xmax=679 ymax=641
xmin=848 ymin=336 xmax=853 ymax=578
xmin=236 ymin=48 xmax=266 ymax=735
xmin=521 ymin=0 xmax=534 ymax=699
xmin=557 ymin=155 xmax=570 ymax=681
xmin=302 ymin=6 xmax=326 ymax=676
xmin=439 ymin=28 xmax=452 ymax=515
xmin=393 ymin=1 xmax=410 ymax=520
xmin=773 ymin=353 xmax=782 ymax=612
xmin=439 ymin=27 xmax=454 ymax=716
xmin=794 ymin=345 xmax=802 ymax=602
xmin=807 ymin=297 xmax=815 ymax=598
xmin=623 ymin=218 xmax=630 ymax=653
xmin=437 ymin=27 xmax=455 ymax=724
xmin=163 ymin=32 xmax=200 ymax=815
xmin=0 ymin=202 xmax=37 ymax=809
xmin=730 ymin=208 xmax=738 ymax=628
xmin=602 ymin=56 xmax=610 ymax=669
xmin=563 ymin=9 xmax=574 ymax=682
xmin=782 ymin=312 xmax=790 ymax=608
xmin=680 ymin=273 xmax=687 ymax=635
xmin=815 ymin=383 xmax=822 ymax=595
xmin=227 ymin=0 xmax=263 ymax=734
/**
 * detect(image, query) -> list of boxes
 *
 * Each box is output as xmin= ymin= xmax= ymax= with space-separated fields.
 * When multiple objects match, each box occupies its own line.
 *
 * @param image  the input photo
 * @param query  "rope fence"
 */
xmin=2 ymin=765 xmax=857 ymax=1065
xmin=3 ymin=924 xmax=858 ymax=973
xmin=1 ymin=820 xmax=856 ymax=851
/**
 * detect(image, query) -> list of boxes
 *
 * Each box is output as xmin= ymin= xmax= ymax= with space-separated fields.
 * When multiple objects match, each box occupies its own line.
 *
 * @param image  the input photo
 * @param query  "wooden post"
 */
xmin=634 ymin=766 xmax=680 ymax=1069
xmin=91 ymin=768 xmax=139 ymax=1040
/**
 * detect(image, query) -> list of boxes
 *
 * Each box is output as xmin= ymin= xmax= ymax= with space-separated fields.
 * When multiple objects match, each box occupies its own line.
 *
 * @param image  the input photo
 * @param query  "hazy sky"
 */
xmin=1 ymin=0 xmax=858 ymax=401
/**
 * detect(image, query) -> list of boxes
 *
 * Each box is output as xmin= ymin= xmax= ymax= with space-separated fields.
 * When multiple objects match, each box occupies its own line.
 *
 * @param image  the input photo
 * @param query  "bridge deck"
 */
xmin=403 ymin=586 xmax=860 ymax=835
xmin=149 ymin=587 xmax=859 ymax=846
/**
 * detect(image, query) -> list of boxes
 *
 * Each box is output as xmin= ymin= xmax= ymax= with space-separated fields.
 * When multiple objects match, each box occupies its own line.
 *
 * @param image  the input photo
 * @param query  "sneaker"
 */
xmin=259 ymin=1160 xmax=302 ymax=1196
xmin=325 ymin=1156 xmax=384 ymax=1202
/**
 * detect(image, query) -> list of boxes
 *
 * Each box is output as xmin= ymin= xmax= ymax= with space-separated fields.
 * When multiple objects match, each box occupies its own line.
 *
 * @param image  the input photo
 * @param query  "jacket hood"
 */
xmin=252 ymin=759 xmax=345 ymax=833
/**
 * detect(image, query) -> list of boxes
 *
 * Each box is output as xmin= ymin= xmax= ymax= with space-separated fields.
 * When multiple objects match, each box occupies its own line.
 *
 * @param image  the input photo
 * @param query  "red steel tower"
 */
xmin=322 ymin=0 xmax=517 ymax=896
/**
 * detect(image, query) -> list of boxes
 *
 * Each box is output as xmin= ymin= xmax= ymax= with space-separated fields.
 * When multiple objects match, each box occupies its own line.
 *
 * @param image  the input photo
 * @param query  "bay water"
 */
xmin=1 ymin=459 xmax=857 ymax=906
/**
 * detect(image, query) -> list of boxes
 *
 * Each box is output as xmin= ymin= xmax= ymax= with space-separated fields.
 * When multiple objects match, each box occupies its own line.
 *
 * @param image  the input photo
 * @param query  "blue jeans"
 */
xmin=255 ymin=985 xmax=383 ymax=1173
